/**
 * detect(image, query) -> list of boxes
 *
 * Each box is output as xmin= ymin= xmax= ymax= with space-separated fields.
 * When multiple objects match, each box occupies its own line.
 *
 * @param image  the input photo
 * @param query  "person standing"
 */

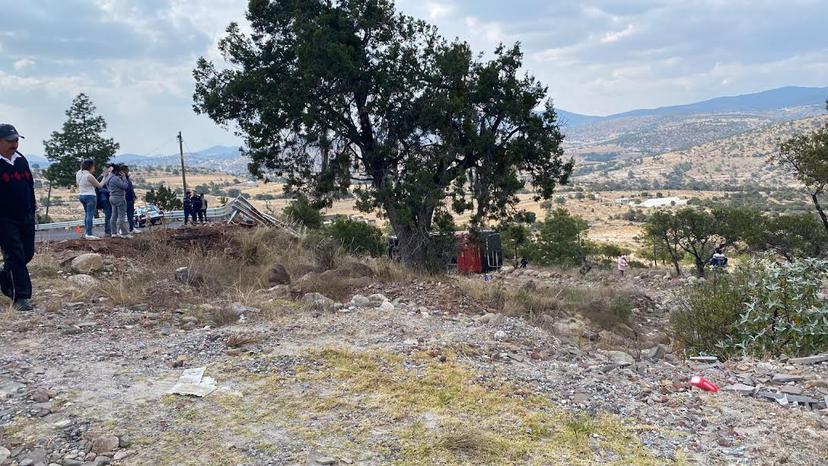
xmin=199 ymin=193 xmax=208 ymax=223
xmin=617 ymin=255 xmax=629 ymax=277
xmin=98 ymin=164 xmax=115 ymax=237
xmin=191 ymin=192 xmax=203 ymax=225
xmin=122 ymin=166 xmax=141 ymax=234
xmin=183 ymin=191 xmax=193 ymax=225
xmin=107 ymin=165 xmax=131 ymax=238
xmin=75 ymin=159 xmax=103 ymax=240
xmin=0 ymin=124 xmax=36 ymax=311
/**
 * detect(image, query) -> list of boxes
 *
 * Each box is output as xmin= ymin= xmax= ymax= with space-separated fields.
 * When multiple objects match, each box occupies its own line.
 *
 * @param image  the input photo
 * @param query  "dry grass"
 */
xmin=457 ymin=276 xmax=639 ymax=332
xmin=226 ymin=332 xmax=265 ymax=348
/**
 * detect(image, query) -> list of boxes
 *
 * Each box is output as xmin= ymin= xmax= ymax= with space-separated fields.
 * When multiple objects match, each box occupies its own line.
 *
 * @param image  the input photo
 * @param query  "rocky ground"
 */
xmin=0 ymin=228 xmax=826 ymax=465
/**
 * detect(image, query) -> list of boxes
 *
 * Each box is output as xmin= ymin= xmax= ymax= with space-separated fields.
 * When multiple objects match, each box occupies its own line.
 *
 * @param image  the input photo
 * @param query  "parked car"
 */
xmin=134 ymin=204 xmax=164 ymax=227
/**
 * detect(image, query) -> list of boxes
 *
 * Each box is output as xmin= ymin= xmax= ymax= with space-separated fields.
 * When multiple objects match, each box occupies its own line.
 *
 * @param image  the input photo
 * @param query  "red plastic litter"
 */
xmin=690 ymin=375 xmax=719 ymax=393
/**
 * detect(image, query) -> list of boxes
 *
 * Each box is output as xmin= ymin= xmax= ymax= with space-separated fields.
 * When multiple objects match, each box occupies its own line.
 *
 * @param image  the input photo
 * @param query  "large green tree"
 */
xmin=193 ymin=0 xmax=571 ymax=268
xmin=44 ymin=93 xmax=119 ymax=187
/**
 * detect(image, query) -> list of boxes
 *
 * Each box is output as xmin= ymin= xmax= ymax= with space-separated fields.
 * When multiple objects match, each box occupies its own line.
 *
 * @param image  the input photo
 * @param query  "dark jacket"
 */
xmin=191 ymin=195 xmax=203 ymax=210
xmin=125 ymin=177 xmax=136 ymax=205
xmin=183 ymin=195 xmax=192 ymax=210
xmin=0 ymin=155 xmax=36 ymax=220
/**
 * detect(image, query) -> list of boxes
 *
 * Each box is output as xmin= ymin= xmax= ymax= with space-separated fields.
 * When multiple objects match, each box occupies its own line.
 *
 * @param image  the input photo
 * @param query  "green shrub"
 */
xmin=325 ymin=217 xmax=385 ymax=257
xmin=725 ymin=257 xmax=828 ymax=357
xmin=672 ymin=257 xmax=828 ymax=359
xmin=283 ymin=196 xmax=323 ymax=229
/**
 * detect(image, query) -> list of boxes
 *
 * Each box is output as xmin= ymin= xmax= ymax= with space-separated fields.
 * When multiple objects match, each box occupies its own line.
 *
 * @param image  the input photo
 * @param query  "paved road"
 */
xmin=35 ymin=220 xmax=201 ymax=242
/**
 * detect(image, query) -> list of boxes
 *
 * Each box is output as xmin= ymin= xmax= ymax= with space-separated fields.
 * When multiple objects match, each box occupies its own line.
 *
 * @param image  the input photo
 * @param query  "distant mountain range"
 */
xmin=24 ymin=86 xmax=828 ymax=182
xmin=558 ymin=86 xmax=828 ymax=127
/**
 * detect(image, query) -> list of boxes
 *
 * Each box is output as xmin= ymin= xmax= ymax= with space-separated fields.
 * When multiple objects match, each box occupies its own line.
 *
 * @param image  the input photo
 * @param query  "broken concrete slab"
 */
xmin=689 ymin=355 xmax=719 ymax=362
xmin=722 ymin=383 xmax=756 ymax=396
xmin=771 ymin=374 xmax=804 ymax=384
xmin=788 ymin=354 xmax=828 ymax=365
xmin=168 ymin=367 xmax=217 ymax=397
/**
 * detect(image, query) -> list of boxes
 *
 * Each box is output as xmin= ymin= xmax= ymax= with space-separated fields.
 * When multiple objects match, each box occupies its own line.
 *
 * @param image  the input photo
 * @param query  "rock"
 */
xmin=494 ymin=330 xmax=508 ymax=341
xmin=19 ymin=447 xmax=47 ymax=466
xmin=772 ymin=374 xmax=804 ymax=384
xmin=316 ymin=457 xmax=337 ymax=465
xmin=0 ymin=447 xmax=9 ymax=464
xmin=552 ymin=319 xmax=585 ymax=339
xmin=67 ymin=274 xmax=100 ymax=289
xmin=350 ymin=295 xmax=370 ymax=307
xmin=789 ymin=354 xmax=828 ymax=365
xmin=91 ymin=435 xmax=119 ymax=454
xmin=367 ymin=294 xmax=389 ymax=306
xmin=606 ymin=351 xmax=635 ymax=367
xmin=174 ymin=267 xmax=189 ymax=282
xmin=292 ymin=272 xmax=318 ymax=292
xmin=500 ymin=266 xmax=514 ymax=274
xmin=93 ymin=456 xmax=111 ymax=466
xmin=805 ymin=379 xmax=828 ymax=389
xmin=379 ymin=301 xmax=395 ymax=313
xmin=722 ymin=383 xmax=755 ymax=395
xmin=112 ymin=451 xmax=132 ymax=461
xmin=31 ymin=387 xmax=50 ymax=403
xmin=780 ymin=385 xmax=804 ymax=396
xmin=302 ymin=293 xmax=336 ymax=312
xmin=340 ymin=261 xmax=375 ymax=278
xmin=267 ymin=264 xmax=291 ymax=285
xmin=62 ymin=460 xmax=83 ymax=466
xmin=646 ymin=344 xmax=668 ymax=361
xmin=403 ymin=338 xmax=419 ymax=346
xmin=267 ymin=284 xmax=291 ymax=298
xmin=71 ymin=253 xmax=104 ymax=274
xmin=229 ymin=302 xmax=259 ymax=314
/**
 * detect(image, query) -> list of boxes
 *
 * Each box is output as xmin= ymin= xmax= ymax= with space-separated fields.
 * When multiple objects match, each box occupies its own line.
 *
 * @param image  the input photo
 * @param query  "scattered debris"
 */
xmin=168 ymin=367 xmax=217 ymax=397
xmin=690 ymin=376 xmax=719 ymax=393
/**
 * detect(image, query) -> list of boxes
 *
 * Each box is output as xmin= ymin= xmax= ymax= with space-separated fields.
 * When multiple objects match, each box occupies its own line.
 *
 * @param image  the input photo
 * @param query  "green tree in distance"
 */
xmin=776 ymin=124 xmax=828 ymax=233
xmin=193 ymin=0 xmax=572 ymax=269
xmin=42 ymin=93 xmax=119 ymax=218
xmin=145 ymin=185 xmax=183 ymax=211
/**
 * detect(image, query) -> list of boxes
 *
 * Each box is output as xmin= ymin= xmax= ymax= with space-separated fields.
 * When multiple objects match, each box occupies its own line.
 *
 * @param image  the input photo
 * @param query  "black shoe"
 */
xmin=13 ymin=299 xmax=33 ymax=312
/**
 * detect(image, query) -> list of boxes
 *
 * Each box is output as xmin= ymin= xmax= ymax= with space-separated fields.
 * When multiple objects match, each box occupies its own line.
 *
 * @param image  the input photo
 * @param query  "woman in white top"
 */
xmin=76 ymin=159 xmax=103 ymax=239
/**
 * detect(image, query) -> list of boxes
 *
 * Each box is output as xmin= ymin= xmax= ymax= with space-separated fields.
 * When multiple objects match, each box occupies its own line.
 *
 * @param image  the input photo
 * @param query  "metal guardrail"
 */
xmin=35 ymin=206 xmax=231 ymax=231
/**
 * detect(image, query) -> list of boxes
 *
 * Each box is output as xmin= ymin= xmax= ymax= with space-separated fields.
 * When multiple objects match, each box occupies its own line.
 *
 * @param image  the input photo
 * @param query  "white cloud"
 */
xmin=13 ymin=58 xmax=35 ymax=70
xmin=600 ymin=24 xmax=636 ymax=44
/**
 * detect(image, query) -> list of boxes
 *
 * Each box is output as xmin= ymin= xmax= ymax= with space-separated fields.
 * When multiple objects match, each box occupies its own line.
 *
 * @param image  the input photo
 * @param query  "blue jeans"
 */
xmin=79 ymin=195 xmax=97 ymax=236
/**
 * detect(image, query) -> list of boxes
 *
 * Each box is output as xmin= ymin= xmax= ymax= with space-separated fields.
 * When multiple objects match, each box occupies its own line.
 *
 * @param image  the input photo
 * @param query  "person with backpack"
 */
xmin=191 ymin=192 xmax=203 ymax=225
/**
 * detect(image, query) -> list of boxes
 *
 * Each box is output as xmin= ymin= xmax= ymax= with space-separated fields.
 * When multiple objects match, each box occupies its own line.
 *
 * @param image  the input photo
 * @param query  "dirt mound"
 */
xmin=47 ymin=225 xmax=247 ymax=259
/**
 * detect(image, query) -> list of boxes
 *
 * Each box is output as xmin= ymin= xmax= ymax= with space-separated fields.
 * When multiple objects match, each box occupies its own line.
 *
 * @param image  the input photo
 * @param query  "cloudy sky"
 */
xmin=2 ymin=0 xmax=827 ymax=155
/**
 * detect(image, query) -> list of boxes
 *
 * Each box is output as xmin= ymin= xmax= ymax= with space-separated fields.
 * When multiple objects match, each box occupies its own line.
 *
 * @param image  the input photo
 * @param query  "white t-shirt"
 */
xmin=76 ymin=170 xmax=99 ymax=195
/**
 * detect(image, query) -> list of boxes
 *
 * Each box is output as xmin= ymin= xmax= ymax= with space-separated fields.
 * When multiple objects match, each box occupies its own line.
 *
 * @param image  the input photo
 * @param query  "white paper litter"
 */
xmin=169 ymin=367 xmax=217 ymax=397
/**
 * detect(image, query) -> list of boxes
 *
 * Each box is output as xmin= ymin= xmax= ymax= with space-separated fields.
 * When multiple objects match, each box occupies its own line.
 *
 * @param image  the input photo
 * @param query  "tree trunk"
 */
xmin=812 ymin=192 xmax=828 ymax=234
xmin=44 ymin=182 xmax=52 ymax=222
xmin=694 ymin=256 xmax=706 ymax=278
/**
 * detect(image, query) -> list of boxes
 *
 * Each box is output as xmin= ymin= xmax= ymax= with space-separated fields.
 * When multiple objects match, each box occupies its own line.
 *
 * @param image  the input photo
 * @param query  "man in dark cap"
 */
xmin=0 ymin=124 xmax=36 ymax=311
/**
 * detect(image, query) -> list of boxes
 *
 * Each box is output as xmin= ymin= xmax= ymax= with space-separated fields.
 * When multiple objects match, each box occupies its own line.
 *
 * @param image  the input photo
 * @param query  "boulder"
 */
xmin=340 ymin=261 xmax=375 ymax=278
xmin=368 ymin=294 xmax=389 ymax=306
xmin=379 ymin=301 xmax=395 ymax=313
xmin=646 ymin=344 xmax=669 ymax=361
xmin=302 ymin=293 xmax=335 ymax=312
xmin=552 ymin=318 xmax=586 ymax=339
xmin=70 ymin=253 xmax=103 ymax=274
xmin=350 ymin=295 xmax=371 ymax=307
xmin=606 ymin=351 xmax=635 ymax=367
xmin=67 ymin=274 xmax=100 ymax=289
xmin=266 ymin=285 xmax=291 ymax=298
xmin=267 ymin=264 xmax=291 ymax=285
xmin=91 ymin=435 xmax=119 ymax=454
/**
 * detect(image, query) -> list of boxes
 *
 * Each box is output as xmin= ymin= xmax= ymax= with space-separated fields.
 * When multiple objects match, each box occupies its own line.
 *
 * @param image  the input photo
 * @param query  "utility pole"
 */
xmin=177 ymin=131 xmax=188 ymax=193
